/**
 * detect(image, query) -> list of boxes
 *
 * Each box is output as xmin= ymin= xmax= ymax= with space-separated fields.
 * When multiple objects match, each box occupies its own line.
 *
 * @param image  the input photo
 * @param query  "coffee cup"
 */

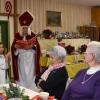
xmin=39 ymin=92 xmax=49 ymax=100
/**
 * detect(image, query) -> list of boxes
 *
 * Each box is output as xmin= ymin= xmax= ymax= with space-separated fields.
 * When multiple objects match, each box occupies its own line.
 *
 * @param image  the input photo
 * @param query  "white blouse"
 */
xmin=87 ymin=66 xmax=100 ymax=75
xmin=0 ymin=54 xmax=8 ymax=84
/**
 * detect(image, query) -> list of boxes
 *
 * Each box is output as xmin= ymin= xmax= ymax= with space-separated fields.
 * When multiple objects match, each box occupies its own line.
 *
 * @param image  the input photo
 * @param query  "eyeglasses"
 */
xmin=84 ymin=52 xmax=94 ymax=55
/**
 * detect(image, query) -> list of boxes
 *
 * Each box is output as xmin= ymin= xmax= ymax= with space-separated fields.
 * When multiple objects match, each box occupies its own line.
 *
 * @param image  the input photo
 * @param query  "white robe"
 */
xmin=0 ymin=55 xmax=8 ymax=84
xmin=15 ymin=49 xmax=36 ymax=90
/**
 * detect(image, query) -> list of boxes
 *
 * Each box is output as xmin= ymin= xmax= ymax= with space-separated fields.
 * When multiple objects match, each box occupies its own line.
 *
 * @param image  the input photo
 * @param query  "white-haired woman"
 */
xmin=36 ymin=45 xmax=68 ymax=100
xmin=62 ymin=41 xmax=100 ymax=100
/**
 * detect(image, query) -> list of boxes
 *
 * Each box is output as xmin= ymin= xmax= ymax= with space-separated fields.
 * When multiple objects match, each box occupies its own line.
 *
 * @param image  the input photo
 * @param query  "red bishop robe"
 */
xmin=11 ymin=32 xmax=41 ymax=81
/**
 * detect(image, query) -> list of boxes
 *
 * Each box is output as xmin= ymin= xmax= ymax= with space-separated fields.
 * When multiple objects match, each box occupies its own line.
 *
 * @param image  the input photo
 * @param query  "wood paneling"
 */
xmin=91 ymin=7 xmax=100 ymax=27
xmin=91 ymin=7 xmax=100 ymax=41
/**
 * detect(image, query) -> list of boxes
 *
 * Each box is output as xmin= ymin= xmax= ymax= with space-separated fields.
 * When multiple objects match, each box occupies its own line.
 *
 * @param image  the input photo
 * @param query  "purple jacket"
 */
xmin=62 ymin=68 xmax=100 ymax=100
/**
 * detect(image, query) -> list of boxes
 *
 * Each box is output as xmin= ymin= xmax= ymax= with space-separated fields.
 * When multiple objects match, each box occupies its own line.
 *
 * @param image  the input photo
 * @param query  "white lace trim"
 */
xmin=87 ymin=66 xmax=100 ymax=75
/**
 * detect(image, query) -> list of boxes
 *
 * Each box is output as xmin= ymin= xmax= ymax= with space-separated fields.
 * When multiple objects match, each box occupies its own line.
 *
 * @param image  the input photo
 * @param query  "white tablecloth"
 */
xmin=0 ymin=83 xmax=56 ymax=100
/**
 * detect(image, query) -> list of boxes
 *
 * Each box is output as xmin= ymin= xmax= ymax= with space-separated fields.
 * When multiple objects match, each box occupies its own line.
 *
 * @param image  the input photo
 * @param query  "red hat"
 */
xmin=19 ymin=11 xmax=33 ymax=26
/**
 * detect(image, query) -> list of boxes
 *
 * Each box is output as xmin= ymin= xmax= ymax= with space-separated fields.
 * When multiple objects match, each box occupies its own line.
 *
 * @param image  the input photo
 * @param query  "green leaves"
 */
xmin=3 ymin=83 xmax=27 ymax=99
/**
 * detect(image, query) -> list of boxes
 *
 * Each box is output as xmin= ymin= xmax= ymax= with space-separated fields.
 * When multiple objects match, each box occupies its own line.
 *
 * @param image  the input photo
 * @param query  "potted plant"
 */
xmin=42 ymin=29 xmax=53 ymax=39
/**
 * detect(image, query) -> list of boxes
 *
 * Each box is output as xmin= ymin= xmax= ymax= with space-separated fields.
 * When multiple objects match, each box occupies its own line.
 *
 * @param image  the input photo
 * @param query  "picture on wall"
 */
xmin=46 ymin=11 xmax=61 ymax=27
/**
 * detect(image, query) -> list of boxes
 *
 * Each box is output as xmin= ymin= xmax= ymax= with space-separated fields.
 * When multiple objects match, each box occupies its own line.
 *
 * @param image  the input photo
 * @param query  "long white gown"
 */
xmin=15 ymin=49 xmax=36 ymax=90
xmin=0 ymin=55 xmax=8 ymax=84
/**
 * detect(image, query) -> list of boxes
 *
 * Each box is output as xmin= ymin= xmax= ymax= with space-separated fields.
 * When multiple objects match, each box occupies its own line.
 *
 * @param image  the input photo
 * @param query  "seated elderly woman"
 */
xmin=36 ymin=45 xmax=68 ymax=100
xmin=62 ymin=41 xmax=100 ymax=100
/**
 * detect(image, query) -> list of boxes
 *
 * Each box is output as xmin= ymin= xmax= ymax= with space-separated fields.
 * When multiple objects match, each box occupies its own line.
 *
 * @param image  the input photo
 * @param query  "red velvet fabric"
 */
xmin=19 ymin=11 xmax=33 ymax=26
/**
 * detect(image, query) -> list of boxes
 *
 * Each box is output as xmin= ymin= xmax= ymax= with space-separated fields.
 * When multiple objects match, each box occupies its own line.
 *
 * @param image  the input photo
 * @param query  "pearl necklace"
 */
xmin=81 ymin=72 xmax=96 ymax=84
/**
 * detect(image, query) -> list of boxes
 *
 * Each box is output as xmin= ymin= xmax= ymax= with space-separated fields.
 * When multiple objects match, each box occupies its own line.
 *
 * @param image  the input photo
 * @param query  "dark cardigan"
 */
xmin=39 ymin=66 xmax=68 ymax=100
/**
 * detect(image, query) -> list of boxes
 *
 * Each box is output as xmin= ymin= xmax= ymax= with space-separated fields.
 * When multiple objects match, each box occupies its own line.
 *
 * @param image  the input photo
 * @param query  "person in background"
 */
xmin=35 ymin=45 xmax=68 ymax=100
xmin=11 ymin=11 xmax=41 ymax=90
xmin=57 ymin=38 xmax=65 ymax=48
xmin=62 ymin=41 xmax=100 ymax=100
xmin=0 ymin=42 xmax=9 ymax=84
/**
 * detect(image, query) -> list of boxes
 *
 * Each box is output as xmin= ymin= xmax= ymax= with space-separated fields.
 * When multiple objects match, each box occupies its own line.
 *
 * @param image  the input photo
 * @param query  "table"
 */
xmin=0 ymin=84 xmax=56 ymax=100
xmin=38 ymin=39 xmax=90 ymax=50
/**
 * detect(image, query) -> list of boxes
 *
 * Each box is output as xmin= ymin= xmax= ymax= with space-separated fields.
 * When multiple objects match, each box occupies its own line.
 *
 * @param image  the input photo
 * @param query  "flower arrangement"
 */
xmin=42 ymin=29 xmax=53 ymax=39
xmin=3 ymin=83 xmax=29 ymax=100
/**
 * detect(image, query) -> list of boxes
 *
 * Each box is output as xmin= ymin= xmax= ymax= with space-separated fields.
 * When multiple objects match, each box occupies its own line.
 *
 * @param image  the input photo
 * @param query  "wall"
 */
xmin=0 ymin=0 xmax=14 ymax=13
xmin=0 ymin=0 xmax=91 ymax=78
xmin=17 ymin=0 xmax=91 ymax=33
xmin=0 ymin=0 xmax=91 ymax=46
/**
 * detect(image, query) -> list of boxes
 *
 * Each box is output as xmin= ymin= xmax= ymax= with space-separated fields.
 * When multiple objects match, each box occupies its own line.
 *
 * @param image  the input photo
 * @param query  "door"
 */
xmin=0 ymin=21 xmax=9 ymax=53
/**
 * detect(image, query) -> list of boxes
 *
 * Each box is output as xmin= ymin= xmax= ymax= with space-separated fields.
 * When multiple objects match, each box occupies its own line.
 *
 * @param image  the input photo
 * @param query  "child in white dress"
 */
xmin=0 ymin=42 xmax=8 ymax=84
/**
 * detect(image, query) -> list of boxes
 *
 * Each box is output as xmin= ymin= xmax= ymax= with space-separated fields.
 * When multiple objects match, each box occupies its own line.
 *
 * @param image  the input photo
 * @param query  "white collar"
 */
xmin=87 ymin=67 xmax=100 ymax=75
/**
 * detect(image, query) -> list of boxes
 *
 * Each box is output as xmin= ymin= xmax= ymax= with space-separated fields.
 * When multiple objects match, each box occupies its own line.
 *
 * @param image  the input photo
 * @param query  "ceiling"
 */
xmin=65 ymin=0 xmax=100 ymax=7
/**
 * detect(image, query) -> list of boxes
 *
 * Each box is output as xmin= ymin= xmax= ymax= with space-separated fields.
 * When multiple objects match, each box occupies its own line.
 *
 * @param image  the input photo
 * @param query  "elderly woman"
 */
xmin=36 ymin=45 xmax=68 ymax=100
xmin=62 ymin=41 xmax=100 ymax=100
